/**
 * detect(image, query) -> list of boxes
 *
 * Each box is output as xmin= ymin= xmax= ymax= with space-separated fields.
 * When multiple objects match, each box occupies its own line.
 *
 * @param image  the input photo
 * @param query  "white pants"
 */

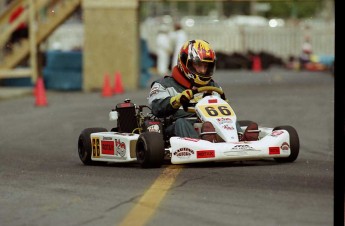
xmin=156 ymin=50 xmax=169 ymax=76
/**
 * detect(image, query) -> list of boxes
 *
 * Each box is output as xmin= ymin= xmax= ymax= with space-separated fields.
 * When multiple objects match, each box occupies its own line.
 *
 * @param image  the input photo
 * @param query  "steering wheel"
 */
xmin=183 ymin=86 xmax=226 ymax=112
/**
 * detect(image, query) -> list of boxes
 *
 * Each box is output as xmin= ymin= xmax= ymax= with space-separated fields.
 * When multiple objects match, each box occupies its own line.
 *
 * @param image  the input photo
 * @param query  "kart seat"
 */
xmin=242 ymin=122 xmax=259 ymax=141
xmin=200 ymin=121 xmax=218 ymax=142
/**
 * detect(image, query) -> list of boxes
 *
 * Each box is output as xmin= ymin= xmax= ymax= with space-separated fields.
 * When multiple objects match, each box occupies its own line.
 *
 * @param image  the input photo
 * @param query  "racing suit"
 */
xmin=148 ymin=66 xmax=223 ymax=139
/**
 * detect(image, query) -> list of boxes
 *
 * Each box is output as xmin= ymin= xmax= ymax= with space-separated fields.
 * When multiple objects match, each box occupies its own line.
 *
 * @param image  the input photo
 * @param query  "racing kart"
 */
xmin=78 ymin=86 xmax=299 ymax=168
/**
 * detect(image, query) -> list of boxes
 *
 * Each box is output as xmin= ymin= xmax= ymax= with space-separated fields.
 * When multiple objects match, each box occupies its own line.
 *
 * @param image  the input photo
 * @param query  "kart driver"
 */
xmin=148 ymin=39 xmax=258 ymax=142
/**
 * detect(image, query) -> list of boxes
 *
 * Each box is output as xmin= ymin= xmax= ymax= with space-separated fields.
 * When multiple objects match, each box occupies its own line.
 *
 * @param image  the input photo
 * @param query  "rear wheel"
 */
xmin=136 ymin=132 xmax=165 ymax=168
xmin=78 ymin=127 xmax=107 ymax=165
xmin=273 ymin=125 xmax=299 ymax=163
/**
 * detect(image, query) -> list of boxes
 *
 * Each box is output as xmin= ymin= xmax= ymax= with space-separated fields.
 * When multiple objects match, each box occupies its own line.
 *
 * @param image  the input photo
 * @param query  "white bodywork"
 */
xmin=169 ymin=95 xmax=292 ymax=164
xmin=90 ymin=132 xmax=139 ymax=163
xmin=169 ymin=131 xmax=290 ymax=164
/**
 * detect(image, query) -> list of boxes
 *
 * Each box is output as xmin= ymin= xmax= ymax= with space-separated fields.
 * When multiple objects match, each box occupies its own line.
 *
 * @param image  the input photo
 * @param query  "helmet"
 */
xmin=177 ymin=39 xmax=216 ymax=86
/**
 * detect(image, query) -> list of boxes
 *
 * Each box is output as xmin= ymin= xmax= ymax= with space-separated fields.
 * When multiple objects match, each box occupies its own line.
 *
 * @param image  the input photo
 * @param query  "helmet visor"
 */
xmin=187 ymin=58 xmax=215 ymax=80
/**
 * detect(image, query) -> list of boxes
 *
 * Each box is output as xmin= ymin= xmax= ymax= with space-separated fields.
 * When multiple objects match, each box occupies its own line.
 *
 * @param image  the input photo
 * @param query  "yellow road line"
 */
xmin=118 ymin=165 xmax=183 ymax=226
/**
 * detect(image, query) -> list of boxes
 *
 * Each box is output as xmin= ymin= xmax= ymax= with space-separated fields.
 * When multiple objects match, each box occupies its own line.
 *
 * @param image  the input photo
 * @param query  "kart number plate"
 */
xmin=198 ymin=104 xmax=235 ymax=118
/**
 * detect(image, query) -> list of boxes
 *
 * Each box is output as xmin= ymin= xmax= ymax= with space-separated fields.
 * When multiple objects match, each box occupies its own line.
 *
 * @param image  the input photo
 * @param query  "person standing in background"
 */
xmin=139 ymin=38 xmax=154 ymax=88
xmin=300 ymin=35 xmax=312 ymax=69
xmin=170 ymin=23 xmax=187 ymax=70
xmin=156 ymin=24 xmax=172 ymax=76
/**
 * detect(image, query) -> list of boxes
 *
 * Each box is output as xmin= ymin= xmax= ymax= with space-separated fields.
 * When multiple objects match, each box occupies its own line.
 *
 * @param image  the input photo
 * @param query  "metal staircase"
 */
xmin=0 ymin=0 xmax=81 ymax=81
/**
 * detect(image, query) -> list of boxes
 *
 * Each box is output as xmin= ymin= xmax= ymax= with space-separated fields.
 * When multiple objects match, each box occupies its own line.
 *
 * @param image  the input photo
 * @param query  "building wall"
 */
xmin=82 ymin=0 xmax=139 ymax=91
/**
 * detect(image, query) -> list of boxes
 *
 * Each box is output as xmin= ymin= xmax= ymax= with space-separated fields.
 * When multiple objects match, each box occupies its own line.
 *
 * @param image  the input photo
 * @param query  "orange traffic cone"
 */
xmin=35 ymin=77 xmax=48 ymax=106
xmin=252 ymin=55 xmax=262 ymax=72
xmin=113 ymin=71 xmax=124 ymax=94
xmin=102 ymin=73 xmax=112 ymax=97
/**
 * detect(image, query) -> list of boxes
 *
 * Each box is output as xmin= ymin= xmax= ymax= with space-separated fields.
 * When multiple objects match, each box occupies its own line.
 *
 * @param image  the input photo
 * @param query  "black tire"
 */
xmin=273 ymin=125 xmax=299 ymax=163
xmin=136 ymin=132 xmax=165 ymax=168
xmin=78 ymin=127 xmax=107 ymax=165
xmin=237 ymin=120 xmax=255 ymax=127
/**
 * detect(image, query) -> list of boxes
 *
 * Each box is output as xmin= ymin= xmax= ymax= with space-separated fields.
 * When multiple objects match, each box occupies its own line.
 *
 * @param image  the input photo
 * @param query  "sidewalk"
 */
xmin=0 ymin=87 xmax=32 ymax=101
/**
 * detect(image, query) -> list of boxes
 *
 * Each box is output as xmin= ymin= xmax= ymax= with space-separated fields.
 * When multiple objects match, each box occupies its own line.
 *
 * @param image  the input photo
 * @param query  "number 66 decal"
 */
xmin=199 ymin=104 xmax=235 ymax=117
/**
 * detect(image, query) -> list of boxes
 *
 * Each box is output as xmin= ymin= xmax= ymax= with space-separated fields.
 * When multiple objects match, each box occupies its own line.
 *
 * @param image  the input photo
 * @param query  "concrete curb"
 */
xmin=0 ymin=87 xmax=33 ymax=100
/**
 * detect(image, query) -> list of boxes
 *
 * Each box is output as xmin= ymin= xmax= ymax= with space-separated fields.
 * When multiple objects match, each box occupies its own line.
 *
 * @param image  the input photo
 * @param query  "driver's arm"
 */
xmin=148 ymin=82 xmax=180 ymax=118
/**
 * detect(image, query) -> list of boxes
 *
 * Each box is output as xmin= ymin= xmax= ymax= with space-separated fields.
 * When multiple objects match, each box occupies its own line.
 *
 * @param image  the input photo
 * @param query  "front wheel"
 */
xmin=273 ymin=125 xmax=299 ymax=163
xmin=136 ymin=132 xmax=165 ymax=168
xmin=78 ymin=127 xmax=107 ymax=165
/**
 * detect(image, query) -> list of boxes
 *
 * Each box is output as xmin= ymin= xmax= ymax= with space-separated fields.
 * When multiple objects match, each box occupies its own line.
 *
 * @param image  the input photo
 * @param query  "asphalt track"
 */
xmin=0 ymin=68 xmax=335 ymax=226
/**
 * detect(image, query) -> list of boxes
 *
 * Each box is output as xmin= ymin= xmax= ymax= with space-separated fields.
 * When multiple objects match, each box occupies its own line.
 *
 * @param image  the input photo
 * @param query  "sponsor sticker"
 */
xmin=147 ymin=124 xmax=160 ymax=133
xmin=281 ymin=142 xmax=290 ymax=150
xmin=222 ymin=124 xmax=235 ymax=130
xmin=173 ymin=148 xmax=194 ymax=159
xmin=197 ymin=150 xmax=215 ymax=158
xmin=232 ymin=144 xmax=255 ymax=150
xmin=271 ymin=130 xmax=284 ymax=137
xmin=269 ymin=147 xmax=280 ymax=155
xmin=115 ymin=139 xmax=126 ymax=157
xmin=216 ymin=117 xmax=233 ymax=124
xmin=92 ymin=137 xmax=101 ymax=157
xmin=181 ymin=137 xmax=200 ymax=142
xmin=118 ymin=103 xmax=132 ymax=108
xmin=101 ymin=140 xmax=114 ymax=155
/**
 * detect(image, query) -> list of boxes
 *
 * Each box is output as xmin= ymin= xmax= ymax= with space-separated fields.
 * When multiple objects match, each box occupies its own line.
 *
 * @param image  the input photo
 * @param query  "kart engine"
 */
xmin=114 ymin=99 xmax=139 ymax=133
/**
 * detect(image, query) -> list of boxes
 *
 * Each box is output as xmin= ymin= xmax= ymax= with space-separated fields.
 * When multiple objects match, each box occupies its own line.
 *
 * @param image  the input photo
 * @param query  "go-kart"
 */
xmin=78 ymin=86 xmax=299 ymax=168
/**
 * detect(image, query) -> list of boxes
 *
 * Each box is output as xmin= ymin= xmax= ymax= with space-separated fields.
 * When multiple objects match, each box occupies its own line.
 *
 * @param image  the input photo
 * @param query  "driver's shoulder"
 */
xmin=151 ymin=76 xmax=176 ymax=88
xmin=153 ymin=77 xmax=183 ymax=93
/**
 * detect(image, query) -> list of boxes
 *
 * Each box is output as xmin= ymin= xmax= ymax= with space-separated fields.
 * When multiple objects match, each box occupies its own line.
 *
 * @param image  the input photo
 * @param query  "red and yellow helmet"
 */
xmin=177 ymin=39 xmax=216 ymax=86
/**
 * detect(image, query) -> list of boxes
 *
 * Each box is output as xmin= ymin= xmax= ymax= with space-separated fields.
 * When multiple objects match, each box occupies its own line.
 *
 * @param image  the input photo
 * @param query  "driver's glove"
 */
xmin=170 ymin=89 xmax=193 ymax=109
